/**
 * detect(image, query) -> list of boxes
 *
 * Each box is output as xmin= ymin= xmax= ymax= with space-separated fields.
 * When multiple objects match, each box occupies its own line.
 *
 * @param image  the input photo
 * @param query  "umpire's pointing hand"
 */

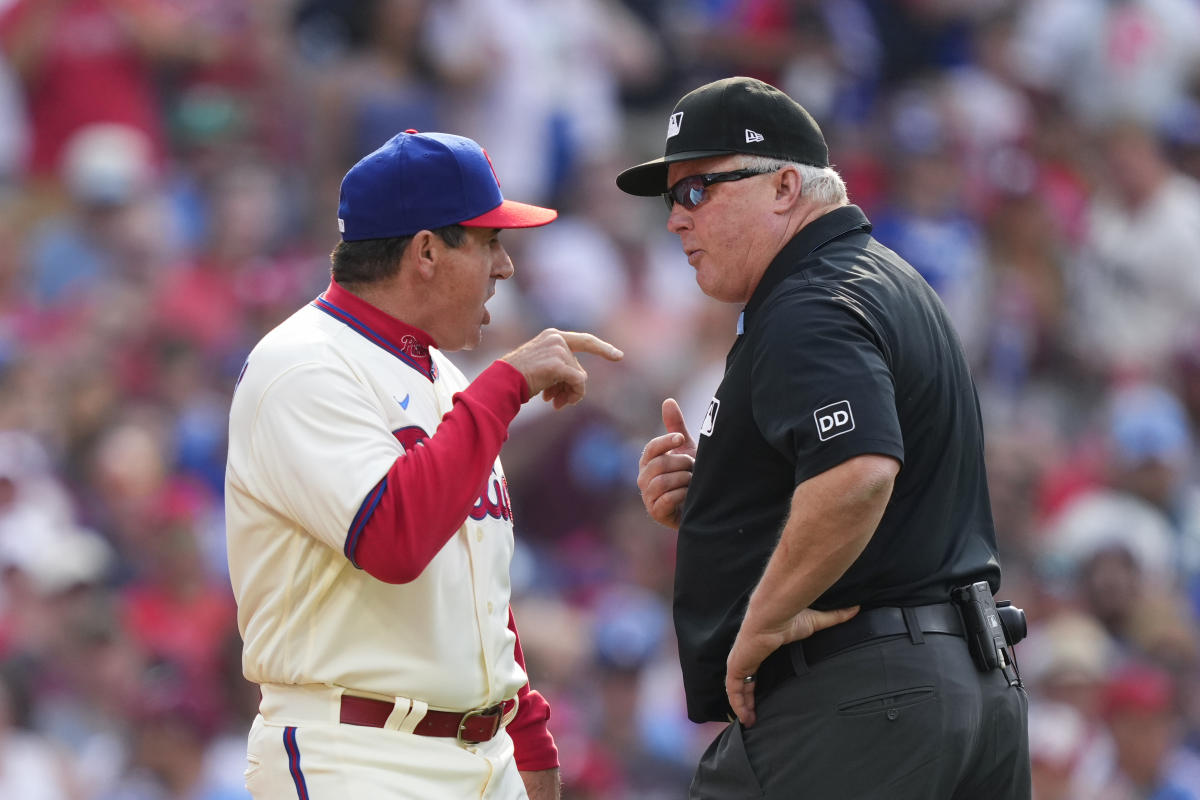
xmin=637 ymin=398 xmax=696 ymax=530
xmin=502 ymin=329 xmax=623 ymax=410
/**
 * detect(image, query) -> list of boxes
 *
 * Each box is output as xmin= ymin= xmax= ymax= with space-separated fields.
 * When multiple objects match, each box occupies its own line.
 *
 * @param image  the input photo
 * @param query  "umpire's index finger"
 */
xmin=559 ymin=331 xmax=624 ymax=361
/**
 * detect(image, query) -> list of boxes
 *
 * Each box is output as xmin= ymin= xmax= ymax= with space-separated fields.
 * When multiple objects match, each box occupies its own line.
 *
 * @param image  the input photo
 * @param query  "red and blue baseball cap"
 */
xmin=338 ymin=130 xmax=558 ymax=241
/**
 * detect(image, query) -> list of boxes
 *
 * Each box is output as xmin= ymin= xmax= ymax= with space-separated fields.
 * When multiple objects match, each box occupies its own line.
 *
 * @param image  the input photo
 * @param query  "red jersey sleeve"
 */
xmin=351 ymin=359 xmax=530 ymax=583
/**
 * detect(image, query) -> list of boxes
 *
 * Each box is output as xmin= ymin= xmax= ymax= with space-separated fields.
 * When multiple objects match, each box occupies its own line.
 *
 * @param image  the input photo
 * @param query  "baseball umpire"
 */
xmin=625 ymin=77 xmax=1030 ymax=798
xmin=225 ymin=130 xmax=622 ymax=800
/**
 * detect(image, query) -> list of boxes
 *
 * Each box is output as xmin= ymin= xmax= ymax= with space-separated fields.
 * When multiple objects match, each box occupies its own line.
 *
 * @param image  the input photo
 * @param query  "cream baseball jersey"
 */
xmin=225 ymin=282 xmax=527 ymax=711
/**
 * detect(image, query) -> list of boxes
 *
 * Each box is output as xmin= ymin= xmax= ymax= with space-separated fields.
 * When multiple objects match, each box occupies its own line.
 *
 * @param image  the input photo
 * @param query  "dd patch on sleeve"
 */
xmin=813 ymin=400 xmax=855 ymax=441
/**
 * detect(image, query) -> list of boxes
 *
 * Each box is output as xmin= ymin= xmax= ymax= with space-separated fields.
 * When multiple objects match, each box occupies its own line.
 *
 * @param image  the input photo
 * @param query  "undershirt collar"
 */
xmin=312 ymin=280 xmax=438 ymax=381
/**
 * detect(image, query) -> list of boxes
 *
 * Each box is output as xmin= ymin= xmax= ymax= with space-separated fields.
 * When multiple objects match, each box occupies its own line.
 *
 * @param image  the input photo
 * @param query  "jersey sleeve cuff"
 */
xmin=453 ymin=360 xmax=530 ymax=429
xmin=492 ymin=358 xmax=532 ymax=404
xmin=508 ymin=689 xmax=560 ymax=771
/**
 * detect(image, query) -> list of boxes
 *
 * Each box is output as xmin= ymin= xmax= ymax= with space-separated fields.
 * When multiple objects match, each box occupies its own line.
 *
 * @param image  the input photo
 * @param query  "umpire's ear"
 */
xmin=772 ymin=165 xmax=804 ymax=211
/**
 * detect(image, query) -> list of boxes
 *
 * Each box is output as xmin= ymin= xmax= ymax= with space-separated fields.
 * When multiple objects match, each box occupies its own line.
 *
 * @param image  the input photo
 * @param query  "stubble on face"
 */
xmin=435 ymin=227 xmax=508 ymax=352
xmin=666 ymin=158 xmax=770 ymax=305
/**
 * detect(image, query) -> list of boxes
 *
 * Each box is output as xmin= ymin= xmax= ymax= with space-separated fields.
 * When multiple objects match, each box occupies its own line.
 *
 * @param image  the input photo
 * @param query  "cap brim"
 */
xmin=615 ymin=149 xmax=741 ymax=196
xmin=460 ymin=199 xmax=557 ymax=229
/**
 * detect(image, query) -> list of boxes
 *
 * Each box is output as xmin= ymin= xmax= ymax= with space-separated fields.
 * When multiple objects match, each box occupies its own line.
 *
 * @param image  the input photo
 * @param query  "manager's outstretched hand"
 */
xmin=637 ymin=398 xmax=697 ymax=530
xmin=502 ymin=329 xmax=623 ymax=409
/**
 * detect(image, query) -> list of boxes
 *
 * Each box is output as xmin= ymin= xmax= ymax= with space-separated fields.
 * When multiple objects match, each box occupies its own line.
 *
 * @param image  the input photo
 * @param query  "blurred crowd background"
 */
xmin=0 ymin=0 xmax=1198 ymax=798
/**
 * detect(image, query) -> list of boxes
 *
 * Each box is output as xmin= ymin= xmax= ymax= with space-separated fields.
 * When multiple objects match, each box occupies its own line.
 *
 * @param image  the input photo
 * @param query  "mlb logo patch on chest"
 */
xmin=813 ymin=400 xmax=854 ymax=441
xmin=700 ymin=397 xmax=720 ymax=437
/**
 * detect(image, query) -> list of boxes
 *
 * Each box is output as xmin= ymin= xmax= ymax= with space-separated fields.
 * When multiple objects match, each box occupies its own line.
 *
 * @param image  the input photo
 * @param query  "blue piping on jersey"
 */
xmin=234 ymin=359 xmax=249 ymax=391
xmin=344 ymin=477 xmax=387 ymax=566
xmin=312 ymin=297 xmax=435 ymax=381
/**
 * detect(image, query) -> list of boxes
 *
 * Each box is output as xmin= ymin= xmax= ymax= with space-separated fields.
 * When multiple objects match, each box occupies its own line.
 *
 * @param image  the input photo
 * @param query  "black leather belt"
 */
xmin=756 ymin=603 xmax=964 ymax=694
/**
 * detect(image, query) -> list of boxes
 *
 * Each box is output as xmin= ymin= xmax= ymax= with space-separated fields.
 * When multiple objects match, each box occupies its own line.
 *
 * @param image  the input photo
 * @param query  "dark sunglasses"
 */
xmin=663 ymin=167 xmax=779 ymax=210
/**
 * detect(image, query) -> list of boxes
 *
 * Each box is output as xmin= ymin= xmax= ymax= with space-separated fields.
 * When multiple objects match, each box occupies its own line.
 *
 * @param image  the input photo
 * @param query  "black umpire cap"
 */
xmin=616 ymin=76 xmax=830 ymax=197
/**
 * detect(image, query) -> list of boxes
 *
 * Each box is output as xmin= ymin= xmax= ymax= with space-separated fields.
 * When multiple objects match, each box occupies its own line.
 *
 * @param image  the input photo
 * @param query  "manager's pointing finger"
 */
xmin=502 ymin=328 xmax=623 ymax=405
xmin=558 ymin=331 xmax=624 ymax=361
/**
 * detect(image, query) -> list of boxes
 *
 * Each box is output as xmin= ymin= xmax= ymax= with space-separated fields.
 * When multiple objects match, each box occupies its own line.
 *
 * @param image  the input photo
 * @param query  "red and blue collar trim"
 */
xmin=312 ymin=280 xmax=438 ymax=381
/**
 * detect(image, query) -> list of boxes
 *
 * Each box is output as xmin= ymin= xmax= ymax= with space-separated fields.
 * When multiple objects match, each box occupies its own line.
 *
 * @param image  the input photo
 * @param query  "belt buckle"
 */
xmin=456 ymin=704 xmax=501 ymax=745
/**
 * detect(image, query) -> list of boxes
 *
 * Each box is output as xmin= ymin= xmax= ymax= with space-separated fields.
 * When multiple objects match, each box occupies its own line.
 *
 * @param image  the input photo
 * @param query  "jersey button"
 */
xmin=487 ymin=601 xmax=494 ymax=614
xmin=475 ymin=530 xmax=484 ymax=542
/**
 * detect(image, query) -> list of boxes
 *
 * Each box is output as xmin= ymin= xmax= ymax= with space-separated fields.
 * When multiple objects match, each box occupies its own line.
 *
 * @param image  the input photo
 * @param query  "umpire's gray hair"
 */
xmin=738 ymin=156 xmax=848 ymax=206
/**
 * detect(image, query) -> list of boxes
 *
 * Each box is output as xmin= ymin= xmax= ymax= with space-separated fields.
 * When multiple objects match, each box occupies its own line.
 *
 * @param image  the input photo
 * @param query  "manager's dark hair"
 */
xmin=330 ymin=224 xmax=467 ymax=286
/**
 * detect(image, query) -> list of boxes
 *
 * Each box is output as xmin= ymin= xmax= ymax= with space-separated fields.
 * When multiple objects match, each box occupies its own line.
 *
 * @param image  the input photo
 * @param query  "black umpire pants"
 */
xmin=690 ymin=632 xmax=1030 ymax=799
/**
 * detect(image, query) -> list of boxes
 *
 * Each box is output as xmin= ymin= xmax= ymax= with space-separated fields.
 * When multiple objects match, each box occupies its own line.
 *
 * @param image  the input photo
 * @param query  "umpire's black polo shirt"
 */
xmin=674 ymin=205 xmax=1001 ymax=723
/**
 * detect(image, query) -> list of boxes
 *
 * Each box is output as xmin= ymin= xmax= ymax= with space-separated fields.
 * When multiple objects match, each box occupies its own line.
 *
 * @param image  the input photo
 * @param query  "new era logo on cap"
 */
xmin=667 ymin=112 xmax=684 ymax=139
xmin=745 ymin=129 xmax=764 ymax=143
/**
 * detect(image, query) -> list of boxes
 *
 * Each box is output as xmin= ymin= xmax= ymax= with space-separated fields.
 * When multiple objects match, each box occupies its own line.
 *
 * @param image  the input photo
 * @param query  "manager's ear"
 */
xmin=773 ymin=165 xmax=804 ymax=211
xmin=409 ymin=229 xmax=439 ymax=281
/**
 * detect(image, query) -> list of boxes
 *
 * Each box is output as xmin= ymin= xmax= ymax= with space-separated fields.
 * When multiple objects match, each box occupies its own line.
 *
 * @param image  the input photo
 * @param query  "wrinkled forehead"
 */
xmin=666 ymin=155 xmax=744 ymax=186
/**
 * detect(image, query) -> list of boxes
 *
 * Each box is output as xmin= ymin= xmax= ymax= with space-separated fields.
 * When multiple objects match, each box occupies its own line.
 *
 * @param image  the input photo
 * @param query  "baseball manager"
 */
xmin=225 ymin=129 xmax=622 ymax=800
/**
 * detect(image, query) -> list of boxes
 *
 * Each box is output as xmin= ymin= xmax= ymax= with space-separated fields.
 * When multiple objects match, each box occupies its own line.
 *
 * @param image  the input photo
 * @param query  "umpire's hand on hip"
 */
xmin=502 ymin=328 xmax=623 ymax=410
xmin=726 ymin=605 xmax=860 ymax=727
xmin=637 ymin=398 xmax=697 ymax=530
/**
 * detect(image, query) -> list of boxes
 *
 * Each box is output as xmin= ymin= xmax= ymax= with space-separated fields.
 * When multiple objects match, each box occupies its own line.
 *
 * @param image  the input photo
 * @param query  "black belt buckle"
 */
xmin=951 ymin=581 xmax=1010 ymax=673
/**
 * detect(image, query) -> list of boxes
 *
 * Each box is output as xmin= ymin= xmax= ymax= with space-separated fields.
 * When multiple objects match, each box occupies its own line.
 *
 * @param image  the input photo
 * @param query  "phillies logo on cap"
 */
xmin=480 ymin=147 xmax=501 ymax=186
xmin=667 ymin=112 xmax=683 ymax=139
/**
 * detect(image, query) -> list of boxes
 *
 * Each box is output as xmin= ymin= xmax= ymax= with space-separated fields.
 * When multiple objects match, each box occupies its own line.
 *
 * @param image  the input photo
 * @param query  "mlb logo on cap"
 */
xmin=667 ymin=113 xmax=684 ymax=139
xmin=338 ymin=130 xmax=557 ymax=241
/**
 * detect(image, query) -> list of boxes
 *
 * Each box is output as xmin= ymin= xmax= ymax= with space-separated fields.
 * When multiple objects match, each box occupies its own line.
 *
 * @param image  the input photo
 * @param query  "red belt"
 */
xmin=339 ymin=695 xmax=506 ymax=743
